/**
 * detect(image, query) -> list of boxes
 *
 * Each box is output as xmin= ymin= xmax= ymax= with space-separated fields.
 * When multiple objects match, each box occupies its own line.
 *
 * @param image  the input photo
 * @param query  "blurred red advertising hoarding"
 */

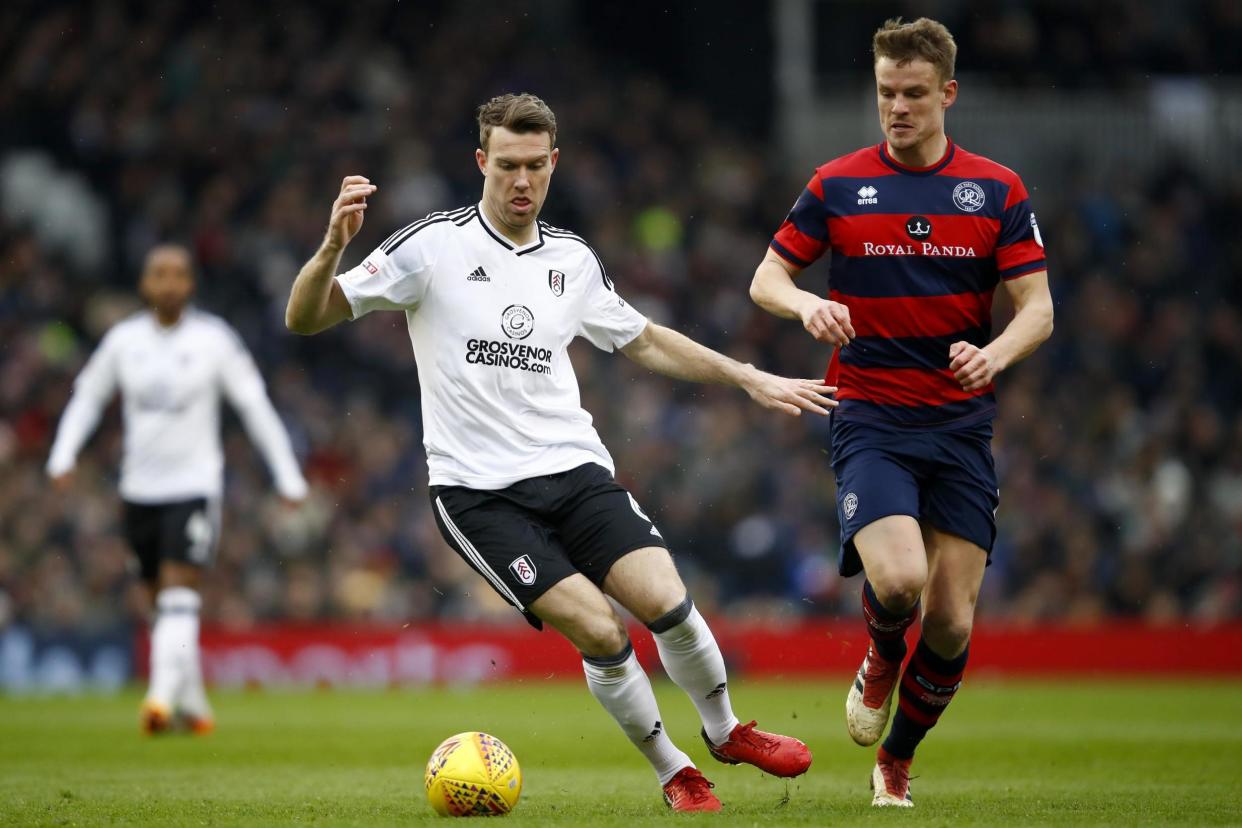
xmin=136 ymin=622 xmax=1242 ymax=688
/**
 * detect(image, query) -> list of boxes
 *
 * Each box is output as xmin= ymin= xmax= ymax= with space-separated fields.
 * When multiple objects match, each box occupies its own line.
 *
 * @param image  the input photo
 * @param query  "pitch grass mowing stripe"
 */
xmin=1 ymin=679 xmax=1240 ymax=826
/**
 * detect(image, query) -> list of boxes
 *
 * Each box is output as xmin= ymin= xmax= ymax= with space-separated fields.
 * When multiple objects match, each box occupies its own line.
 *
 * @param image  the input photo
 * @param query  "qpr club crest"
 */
xmin=952 ymin=181 xmax=986 ymax=213
xmin=500 ymin=304 xmax=534 ymax=340
xmin=509 ymin=554 xmax=537 ymax=586
xmin=843 ymin=492 xmax=859 ymax=520
xmin=548 ymin=269 xmax=565 ymax=297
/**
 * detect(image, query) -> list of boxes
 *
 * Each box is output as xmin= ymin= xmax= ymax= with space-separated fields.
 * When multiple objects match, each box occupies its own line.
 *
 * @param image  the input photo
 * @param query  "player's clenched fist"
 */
xmin=949 ymin=341 xmax=997 ymax=391
xmin=325 ymin=175 xmax=377 ymax=250
xmin=799 ymin=297 xmax=856 ymax=347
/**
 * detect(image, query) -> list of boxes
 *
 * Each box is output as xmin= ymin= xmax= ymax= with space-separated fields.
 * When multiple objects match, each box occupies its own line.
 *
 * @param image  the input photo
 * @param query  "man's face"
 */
xmin=875 ymin=57 xmax=957 ymax=153
xmin=138 ymin=246 xmax=194 ymax=317
xmin=476 ymin=127 xmax=558 ymax=232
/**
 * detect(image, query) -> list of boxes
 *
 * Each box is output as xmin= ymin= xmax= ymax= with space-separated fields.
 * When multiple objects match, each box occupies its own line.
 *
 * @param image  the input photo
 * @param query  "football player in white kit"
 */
xmin=47 ymin=244 xmax=308 ymax=734
xmin=286 ymin=94 xmax=830 ymax=811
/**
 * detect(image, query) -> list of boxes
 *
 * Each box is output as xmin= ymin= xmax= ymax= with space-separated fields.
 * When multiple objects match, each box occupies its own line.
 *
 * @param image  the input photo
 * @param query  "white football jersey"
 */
xmin=336 ymin=204 xmax=649 ymax=490
xmin=47 ymin=309 xmax=308 ymax=503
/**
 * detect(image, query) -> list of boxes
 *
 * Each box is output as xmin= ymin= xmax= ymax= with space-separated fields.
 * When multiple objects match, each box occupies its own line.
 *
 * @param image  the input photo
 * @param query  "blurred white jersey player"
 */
xmin=47 ymin=244 xmax=308 ymax=734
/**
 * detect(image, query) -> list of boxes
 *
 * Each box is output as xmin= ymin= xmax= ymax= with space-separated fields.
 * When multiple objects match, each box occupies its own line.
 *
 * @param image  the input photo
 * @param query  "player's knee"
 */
xmin=573 ymin=612 xmax=629 ymax=658
xmin=160 ymin=560 xmax=202 ymax=591
xmin=871 ymin=574 xmax=925 ymax=613
xmin=921 ymin=609 xmax=973 ymax=655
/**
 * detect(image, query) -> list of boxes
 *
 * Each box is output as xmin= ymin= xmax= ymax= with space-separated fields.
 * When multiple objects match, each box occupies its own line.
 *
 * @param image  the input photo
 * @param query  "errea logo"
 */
xmin=856 ymin=185 xmax=879 ymax=205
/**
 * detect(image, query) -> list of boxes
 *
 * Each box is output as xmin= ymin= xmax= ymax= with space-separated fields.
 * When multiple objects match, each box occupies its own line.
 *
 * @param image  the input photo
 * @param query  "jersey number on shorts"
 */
xmin=185 ymin=510 xmax=213 ymax=564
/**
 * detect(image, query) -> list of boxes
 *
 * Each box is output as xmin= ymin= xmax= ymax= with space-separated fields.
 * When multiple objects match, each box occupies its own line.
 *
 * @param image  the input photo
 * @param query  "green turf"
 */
xmin=1 ymin=678 xmax=1240 ymax=826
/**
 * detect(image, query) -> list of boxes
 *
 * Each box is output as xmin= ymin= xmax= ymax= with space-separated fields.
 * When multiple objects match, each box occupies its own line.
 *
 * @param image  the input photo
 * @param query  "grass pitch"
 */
xmin=1 ymin=678 xmax=1240 ymax=826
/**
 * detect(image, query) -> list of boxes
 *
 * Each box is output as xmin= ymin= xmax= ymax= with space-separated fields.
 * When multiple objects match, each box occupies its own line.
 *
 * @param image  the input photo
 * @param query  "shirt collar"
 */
xmin=476 ymin=202 xmax=545 ymax=255
xmin=878 ymin=139 xmax=956 ymax=176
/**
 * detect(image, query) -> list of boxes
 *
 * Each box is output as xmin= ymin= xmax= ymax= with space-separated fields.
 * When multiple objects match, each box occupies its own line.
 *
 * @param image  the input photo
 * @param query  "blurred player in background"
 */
xmin=751 ymin=18 xmax=1054 ymax=807
xmin=47 ymin=244 xmax=309 ymax=734
xmin=286 ymin=93 xmax=825 ymax=812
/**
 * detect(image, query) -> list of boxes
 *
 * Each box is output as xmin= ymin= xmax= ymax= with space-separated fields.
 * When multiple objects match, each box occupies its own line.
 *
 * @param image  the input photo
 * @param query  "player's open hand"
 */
xmin=799 ymin=298 xmax=855 ymax=347
xmin=326 ymin=175 xmax=377 ymax=250
xmin=744 ymin=372 xmax=838 ymax=417
xmin=950 ymin=341 xmax=998 ymax=391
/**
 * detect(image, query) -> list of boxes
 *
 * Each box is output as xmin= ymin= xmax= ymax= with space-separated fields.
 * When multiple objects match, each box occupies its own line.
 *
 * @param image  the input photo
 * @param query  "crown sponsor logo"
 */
xmin=905 ymin=215 xmax=932 ymax=240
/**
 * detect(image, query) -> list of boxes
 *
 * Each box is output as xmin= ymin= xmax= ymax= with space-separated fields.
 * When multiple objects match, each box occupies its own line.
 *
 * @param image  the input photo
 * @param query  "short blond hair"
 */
xmin=873 ymin=17 xmax=957 ymax=84
xmin=476 ymin=93 xmax=557 ymax=152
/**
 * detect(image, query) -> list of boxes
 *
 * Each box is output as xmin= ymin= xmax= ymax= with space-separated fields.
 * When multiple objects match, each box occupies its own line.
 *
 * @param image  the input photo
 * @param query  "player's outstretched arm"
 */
xmin=620 ymin=322 xmax=837 ymax=417
xmin=750 ymin=251 xmax=855 ymax=346
xmin=46 ymin=334 xmax=120 ymax=490
xmin=949 ymin=270 xmax=1054 ymax=391
xmin=286 ymin=176 xmax=377 ymax=335
xmin=218 ymin=337 xmax=309 ymax=503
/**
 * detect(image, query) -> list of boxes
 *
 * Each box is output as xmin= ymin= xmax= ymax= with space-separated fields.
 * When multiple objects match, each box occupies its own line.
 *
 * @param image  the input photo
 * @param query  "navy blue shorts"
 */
xmin=830 ymin=417 xmax=999 ymax=577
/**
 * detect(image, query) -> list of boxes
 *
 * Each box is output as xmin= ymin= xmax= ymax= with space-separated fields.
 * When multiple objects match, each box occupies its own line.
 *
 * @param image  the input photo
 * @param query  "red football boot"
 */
xmin=662 ymin=767 xmax=722 ymax=813
xmin=870 ymin=747 xmax=914 ymax=807
xmin=139 ymin=701 xmax=172 ymax=735
xmin=846 ymin=642 xmax=902 ymax=746
xmin=702 ymin=720 xmax=813 ymax=777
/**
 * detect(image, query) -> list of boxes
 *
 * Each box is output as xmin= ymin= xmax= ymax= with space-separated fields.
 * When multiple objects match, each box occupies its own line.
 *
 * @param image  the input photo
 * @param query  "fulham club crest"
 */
xmin=548 ymin=270 xmax=565 ymax=297
xmin=509 ymin=554 xmax=537 ymax=586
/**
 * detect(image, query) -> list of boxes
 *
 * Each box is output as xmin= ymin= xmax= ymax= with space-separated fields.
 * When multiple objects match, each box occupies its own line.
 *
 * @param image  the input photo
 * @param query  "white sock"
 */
xmin=582 ymin=644 xmax=692 ymax=785
xmin=175 ymin=610 xmax=212 ymax=721
xmin=146 ymin=587 xmax=201 ymax=711
xmin=650 ymin=598 xmax=740 ymax=746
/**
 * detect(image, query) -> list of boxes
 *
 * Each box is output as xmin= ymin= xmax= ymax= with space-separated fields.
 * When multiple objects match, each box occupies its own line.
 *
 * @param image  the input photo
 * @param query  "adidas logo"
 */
xmin=705 ymin=682 xmax=727 ymax=700
xmin=857 ymin=185 xmax=879 ymax=205
xmin=642 ymin=720 xmax=663 ymax=743
xmin=467 ymin=266 xmax=491 ymax=282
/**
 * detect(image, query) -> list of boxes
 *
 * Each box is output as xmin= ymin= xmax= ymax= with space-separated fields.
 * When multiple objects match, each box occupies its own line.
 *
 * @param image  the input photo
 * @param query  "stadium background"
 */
xmin=2 ymin=0 xmax=1241 ymax=691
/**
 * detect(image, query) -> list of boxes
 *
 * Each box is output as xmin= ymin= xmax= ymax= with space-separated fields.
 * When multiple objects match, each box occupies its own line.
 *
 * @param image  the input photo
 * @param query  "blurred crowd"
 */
xmin=1 ymin=1 xmax=1240 ymax=639
xmin=814 ymin=0 xmax=1242 ymax=84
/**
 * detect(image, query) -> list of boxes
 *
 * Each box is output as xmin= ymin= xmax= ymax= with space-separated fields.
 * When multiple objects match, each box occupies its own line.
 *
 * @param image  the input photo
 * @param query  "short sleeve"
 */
xmin=996 ymin=175 xmax=1047 ymax=280
xmin=576 ymin=251 xmax=648 ymax=352
xmin=769 ymin=172 xmax=832 ymax=268
xmin=335 ymin=222 xmax=437 ymax=318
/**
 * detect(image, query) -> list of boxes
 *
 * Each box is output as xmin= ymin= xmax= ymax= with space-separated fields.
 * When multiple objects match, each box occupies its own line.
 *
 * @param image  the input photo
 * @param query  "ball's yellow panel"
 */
xmin=425 ymin=731 xmax=522 ymax=816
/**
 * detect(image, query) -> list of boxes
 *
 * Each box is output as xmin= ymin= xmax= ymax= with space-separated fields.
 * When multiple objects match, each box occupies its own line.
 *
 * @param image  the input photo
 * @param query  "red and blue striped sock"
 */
xmin=881 ymin=637 xmax=969 ymax=759
xmin=862 ymin=580 xmax=917 ymax=663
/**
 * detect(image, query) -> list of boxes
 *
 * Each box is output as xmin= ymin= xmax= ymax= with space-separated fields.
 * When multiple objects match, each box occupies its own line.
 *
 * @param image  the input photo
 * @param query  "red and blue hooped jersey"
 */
xmin=770 ymin=140 xmax=1046 ymax=429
